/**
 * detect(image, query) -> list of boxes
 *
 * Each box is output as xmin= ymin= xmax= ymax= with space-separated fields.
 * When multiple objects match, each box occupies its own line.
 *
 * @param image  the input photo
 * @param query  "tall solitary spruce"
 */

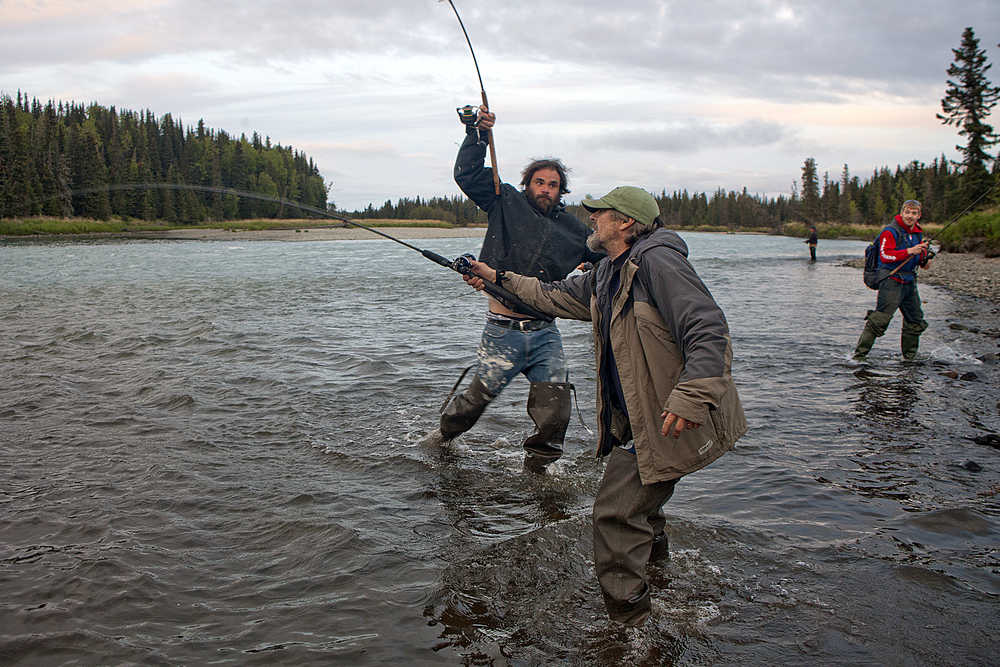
xmin=937 ymin=26 xmax=1000 ymax=208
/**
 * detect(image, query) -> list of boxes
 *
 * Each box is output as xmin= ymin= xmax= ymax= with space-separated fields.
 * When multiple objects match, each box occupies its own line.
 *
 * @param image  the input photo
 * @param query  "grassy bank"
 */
xmin=934 ymin=207 xmax=1000 ymax=256
xmin=0 ymin=217 xmax=466 ymax=237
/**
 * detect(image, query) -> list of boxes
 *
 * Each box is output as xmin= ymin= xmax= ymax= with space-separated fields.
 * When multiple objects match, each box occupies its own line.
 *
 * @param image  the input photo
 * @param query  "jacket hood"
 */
xmin=630 ymin=228 xmax=689 ymax=259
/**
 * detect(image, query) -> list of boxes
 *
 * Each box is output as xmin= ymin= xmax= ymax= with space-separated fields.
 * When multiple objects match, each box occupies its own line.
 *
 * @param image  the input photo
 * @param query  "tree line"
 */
xmin=344 ymin=153 xmax=986 ymax=231
xmin=0 ymin=91 xmax=329 ymax=221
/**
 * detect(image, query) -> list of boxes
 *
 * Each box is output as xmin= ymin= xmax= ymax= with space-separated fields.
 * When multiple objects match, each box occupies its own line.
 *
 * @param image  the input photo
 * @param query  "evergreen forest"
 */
xmin=0 ymin=92 xmax=329 ymax=222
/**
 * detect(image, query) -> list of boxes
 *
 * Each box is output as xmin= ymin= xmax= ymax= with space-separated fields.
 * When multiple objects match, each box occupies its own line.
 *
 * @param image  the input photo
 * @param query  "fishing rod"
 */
xmin=880 ymin=179 xmax=999 ymax=283
xmin=925 ymin=178 xmax=999 ymax=244
xmin=443 ymin=0 xmax=501 ymax=196
xmin=44 ymin=182 xmax=553 ymax=321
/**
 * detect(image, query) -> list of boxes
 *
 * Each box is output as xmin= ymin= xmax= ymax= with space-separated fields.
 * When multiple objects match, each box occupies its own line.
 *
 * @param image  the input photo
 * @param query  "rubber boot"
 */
xmin=853 ymin=325 xmax=878 ymax=360
xmin=649 ymin=532 xmax=669 ymax=563
xmin=437 ymin=376 xmax=494 ymax=442
xmin=853 ymin=310 xmax=892 ymax=359
xmin=522 ymin=382 xmax=571 ymax=472
xmin=901 ymin=320 xmax=928 ymax=361
xmin=602 ymin=583 xmax=652 ymax=626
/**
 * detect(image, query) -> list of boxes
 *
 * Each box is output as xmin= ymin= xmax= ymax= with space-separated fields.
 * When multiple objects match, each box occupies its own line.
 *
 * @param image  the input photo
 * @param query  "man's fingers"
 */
xmin=661 ymin=411 xmax=704 ymax=438
xmin=661 ymin=412 xmax=677 ymax=437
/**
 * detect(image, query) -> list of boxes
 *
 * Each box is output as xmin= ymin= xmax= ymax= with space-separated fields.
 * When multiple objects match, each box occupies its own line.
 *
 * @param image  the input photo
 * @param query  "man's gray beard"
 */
xmin=586 ymin=232 xmax=603 ymax=252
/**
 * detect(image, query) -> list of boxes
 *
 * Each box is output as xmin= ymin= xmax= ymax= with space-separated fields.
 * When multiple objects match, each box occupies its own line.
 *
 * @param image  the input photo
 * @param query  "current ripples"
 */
xmin=2 ymin=234 xmax=998 ymax=664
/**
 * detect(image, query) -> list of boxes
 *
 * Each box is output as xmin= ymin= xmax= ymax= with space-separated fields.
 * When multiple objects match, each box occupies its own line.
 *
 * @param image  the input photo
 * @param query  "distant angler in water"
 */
xmin=806 ymin=225 xmax=818 ymax=262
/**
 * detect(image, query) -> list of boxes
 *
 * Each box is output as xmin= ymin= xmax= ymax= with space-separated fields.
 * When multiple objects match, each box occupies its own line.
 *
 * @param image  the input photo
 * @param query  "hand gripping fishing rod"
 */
xmin=880 ymin=179 xmax=1000 ymax=283
xmin=71 ymin=182 xmax=552 ymax=321
xmin=444 ymin=0 xmax=501 ymax=196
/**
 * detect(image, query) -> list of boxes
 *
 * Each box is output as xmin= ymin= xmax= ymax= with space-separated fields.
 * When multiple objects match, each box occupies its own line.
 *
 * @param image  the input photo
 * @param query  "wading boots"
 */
xmin=853 ymin=310 xmax=893 ymax=359
xmin=432 ymin=375 xmax=494 ymax=444
xmin=522 ymin=381 xmax=571 ymax=473
xmin=901 ymin=319 xmax=928 ymax=360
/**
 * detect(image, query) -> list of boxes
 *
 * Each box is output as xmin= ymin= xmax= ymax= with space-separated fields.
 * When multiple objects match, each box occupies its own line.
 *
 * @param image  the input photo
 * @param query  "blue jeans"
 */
xmin=475 ymin=321 xmax=568 ymax=396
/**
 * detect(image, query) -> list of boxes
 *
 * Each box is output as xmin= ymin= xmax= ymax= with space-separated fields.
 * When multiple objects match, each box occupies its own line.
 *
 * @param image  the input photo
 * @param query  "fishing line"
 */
xmin=24 ymin=182 xmax=553 ymax=321
xmin=442 ymin=0 xmax=501 ymax=195
xmin=881 ymin=178 xmax=999 ymax=282
xmin=925 ymin=178 xmax=999 ymax=244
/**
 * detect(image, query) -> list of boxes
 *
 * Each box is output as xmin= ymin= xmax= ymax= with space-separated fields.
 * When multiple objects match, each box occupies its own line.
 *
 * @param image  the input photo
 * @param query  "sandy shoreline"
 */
xmin=134 ymin=226 xmax=489 ymax=242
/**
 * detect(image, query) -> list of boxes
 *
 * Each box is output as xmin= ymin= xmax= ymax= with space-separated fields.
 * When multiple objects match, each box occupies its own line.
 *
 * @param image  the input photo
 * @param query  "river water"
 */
xmin=1 ymin=232 xmax=997 ymax=665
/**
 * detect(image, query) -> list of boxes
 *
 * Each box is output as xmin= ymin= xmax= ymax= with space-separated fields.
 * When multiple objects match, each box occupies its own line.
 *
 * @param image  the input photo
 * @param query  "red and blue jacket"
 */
xmin=878 ymin=216 xmax=926 ymax=284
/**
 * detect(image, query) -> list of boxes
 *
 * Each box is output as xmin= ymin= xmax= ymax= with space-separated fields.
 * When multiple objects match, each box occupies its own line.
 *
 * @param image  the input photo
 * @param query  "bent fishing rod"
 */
xmin=55 ymin=182 xmax=552 ymax=322
xmin=881 ymin=179 xmax=1000 ymax=283
xmin=444 ymin=0 xmax=501 ymax=196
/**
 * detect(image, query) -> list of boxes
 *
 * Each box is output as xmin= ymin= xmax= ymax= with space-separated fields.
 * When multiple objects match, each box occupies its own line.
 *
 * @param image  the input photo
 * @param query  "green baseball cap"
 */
xmin=581 ymin=186 xmax=660 ymax=227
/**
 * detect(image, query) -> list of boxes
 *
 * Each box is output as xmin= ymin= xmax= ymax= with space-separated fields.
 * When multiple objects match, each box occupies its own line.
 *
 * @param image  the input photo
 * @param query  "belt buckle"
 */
xmin=514 ymin=319 xmax=528 ymax=331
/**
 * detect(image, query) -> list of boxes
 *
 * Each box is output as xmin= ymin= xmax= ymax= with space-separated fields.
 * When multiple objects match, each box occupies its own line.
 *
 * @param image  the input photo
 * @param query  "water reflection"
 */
xmin=849 ymin=365 xmax=921 ymax=432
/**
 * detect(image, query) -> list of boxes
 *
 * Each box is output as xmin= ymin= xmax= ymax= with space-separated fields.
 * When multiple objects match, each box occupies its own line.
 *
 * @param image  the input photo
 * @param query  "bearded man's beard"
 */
xmin=528 ymin=191 xmax=554 ymax=214
xmin=586 ymin=231 xmax=604 ymax=252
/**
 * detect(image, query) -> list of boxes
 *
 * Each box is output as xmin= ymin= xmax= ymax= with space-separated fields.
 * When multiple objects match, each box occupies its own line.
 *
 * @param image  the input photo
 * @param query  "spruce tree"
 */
xmin=800 ymin=157 xmax=820 ymax=222
xmin=937 ymin=26 xmax=1000 ymax=208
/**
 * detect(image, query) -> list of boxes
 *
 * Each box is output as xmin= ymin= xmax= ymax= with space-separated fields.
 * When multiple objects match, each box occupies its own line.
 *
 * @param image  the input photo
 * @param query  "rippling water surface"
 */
xmin=2 ymin=232 xmax=998 ymax=665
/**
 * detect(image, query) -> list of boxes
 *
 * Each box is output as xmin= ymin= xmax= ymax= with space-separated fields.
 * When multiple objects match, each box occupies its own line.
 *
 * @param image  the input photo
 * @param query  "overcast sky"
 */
xmin=3 ymin=1 xmax=999 ymax=210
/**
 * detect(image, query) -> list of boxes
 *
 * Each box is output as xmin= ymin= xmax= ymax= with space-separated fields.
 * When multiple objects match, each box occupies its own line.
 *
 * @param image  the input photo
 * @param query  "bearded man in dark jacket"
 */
xmin=425 ymin=106 xmax=602 ymax=470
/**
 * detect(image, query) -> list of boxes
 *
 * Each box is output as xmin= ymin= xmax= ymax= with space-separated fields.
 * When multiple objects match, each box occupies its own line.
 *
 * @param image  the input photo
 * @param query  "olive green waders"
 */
xmin=593 ymin=447 xmax=678 ymax=625
xmin=439 ymin=375 xmax=494 ymax=440
xmin=435 ymin=380 xmax=572 ymax=472
xmin=854 ymin=278 xmax=928 ymax=360
xmin=522 ymin=381 xmax=571 ymax=471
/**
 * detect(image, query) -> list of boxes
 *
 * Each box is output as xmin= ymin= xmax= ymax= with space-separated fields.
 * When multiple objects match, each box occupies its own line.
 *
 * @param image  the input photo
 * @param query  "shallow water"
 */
xmin=1 ymin=232 xmax=998 ymax=665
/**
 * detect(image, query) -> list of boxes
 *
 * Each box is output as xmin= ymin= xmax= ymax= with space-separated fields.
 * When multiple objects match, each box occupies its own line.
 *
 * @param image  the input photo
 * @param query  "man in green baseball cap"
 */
xmin=580 ymin=186 xmax=663 ymax=255
xmin=582 ymin=186 xmax=662 ymax=226
xmin=459 ymin=184 xmax=746 ymax=626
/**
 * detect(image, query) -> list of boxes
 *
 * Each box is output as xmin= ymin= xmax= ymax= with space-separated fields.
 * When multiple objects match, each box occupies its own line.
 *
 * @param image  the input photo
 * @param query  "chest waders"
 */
xmin=432 ymin=356 xmax=573 ymax=474
xmin=853 ymin=223 xmax=928 ymax=360
xmin=855 ymin=182 xmax=1000 ymax=360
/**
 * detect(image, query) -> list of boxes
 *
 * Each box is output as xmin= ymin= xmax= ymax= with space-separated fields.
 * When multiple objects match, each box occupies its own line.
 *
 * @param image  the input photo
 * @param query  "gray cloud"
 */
xmin=3 ymin=0 xmax=997 ymax=101
xmin=596 ymin=118 xmax=788 ymax=153
xmin=2 ymin=0 xmax=996 ymax=209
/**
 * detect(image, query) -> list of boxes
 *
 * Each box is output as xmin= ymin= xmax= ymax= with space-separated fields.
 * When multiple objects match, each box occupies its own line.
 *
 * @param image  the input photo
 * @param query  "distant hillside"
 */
xmin=0 ymin=91 xmax=330 ymax=221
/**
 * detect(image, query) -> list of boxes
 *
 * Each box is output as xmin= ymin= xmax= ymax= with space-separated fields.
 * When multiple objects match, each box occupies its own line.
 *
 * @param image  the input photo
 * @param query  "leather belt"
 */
xmin=487 ymin=318 xmax=552 ymax=332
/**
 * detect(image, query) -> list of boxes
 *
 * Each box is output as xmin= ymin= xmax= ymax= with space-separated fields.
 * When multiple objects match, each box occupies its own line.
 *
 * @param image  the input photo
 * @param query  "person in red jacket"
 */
xmin=853 ymin=200 xmax=932 ymax=360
